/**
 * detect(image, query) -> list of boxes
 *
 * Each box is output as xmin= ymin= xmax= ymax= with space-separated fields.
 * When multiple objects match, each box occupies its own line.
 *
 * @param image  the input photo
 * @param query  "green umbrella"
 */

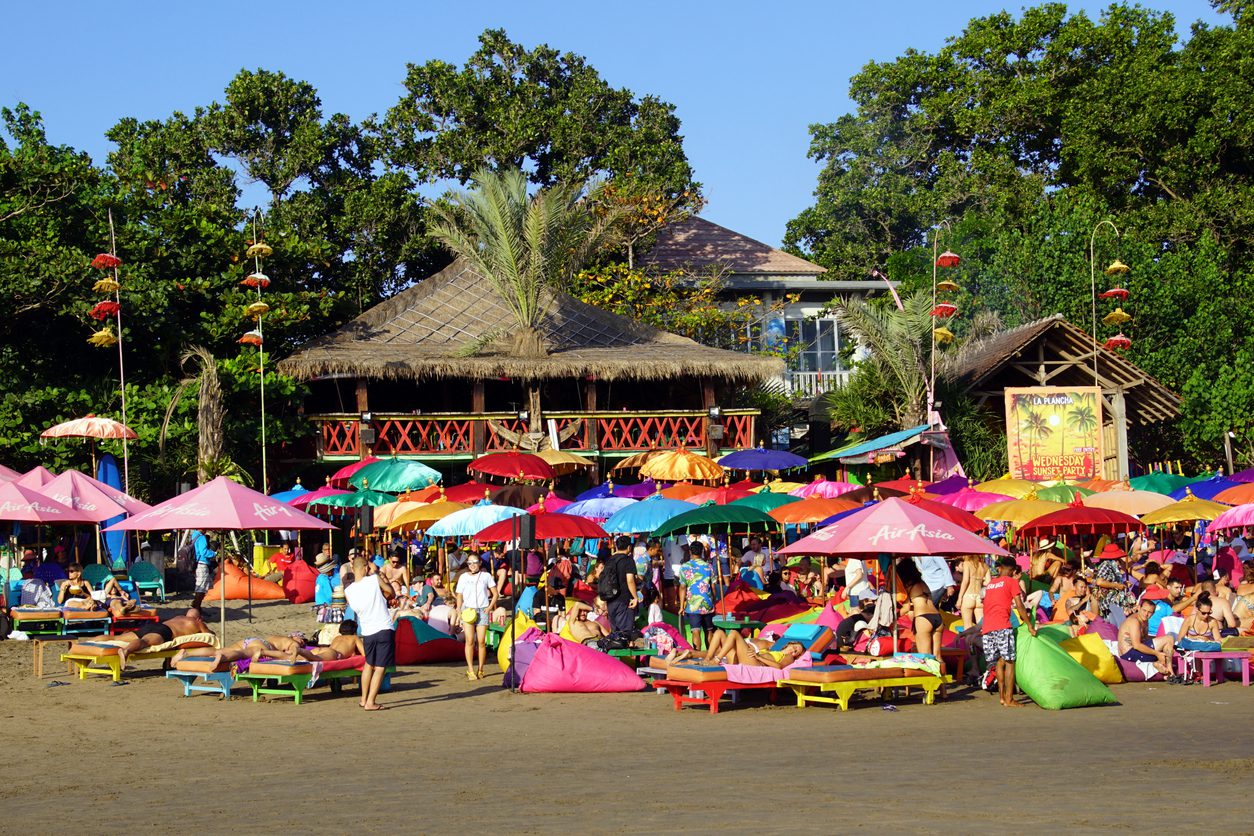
xmin=652 ymin=501 xmax=781 ymax=537
xmin=1129 ymin=472 xmax=1195 ymax=495
xmin=310 ymin=488 xmax=397 ymax=508
xmin=731 ymin=492 xmax=801 ymax=513
xmin=348 ymin=457 xmax=441 ymax=493
xmin=1034 ymin=484 xmax=1094 ymax=503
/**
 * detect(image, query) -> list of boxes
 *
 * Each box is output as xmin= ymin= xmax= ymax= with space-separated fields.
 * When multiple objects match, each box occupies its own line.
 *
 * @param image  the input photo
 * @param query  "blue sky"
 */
xmin=1 ymin=1 xmax=1227 ymax=248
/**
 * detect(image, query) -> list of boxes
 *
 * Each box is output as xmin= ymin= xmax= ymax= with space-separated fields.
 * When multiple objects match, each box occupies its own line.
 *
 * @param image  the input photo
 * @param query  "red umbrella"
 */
xmin=289 ymin=485 xmax=350 ymax=509
xmin=15 ymin=466 xmax=57 ymax=488
xmin=329 ymin=456 xmax=380 ymax=489
xmin=729 ymin=478 xmax=764 ymax=492
xmin=443 ymin=481 xmax=501 ymax=504
xmin=1017 ymin=506 xmax=1144 ymax=538
xmin=41 ymin=414 xmax=136 ymax=441
xmin=475 ymin=512 xmax=607 ymax=541
xmin=685 ymin=485 xmax=754 ymax=505
xmin=0 ymin=481 xmax=99 ymax=523
xmin=467 ymin=452 xmax=556 ymax=481
xmin=904 ymin=494 xmax=985 ymax=532
xmin=35 ymin=469 xmax=150 ymax=522
xmin=875 ymin=477 xmax=932 ymax=493
xmin=777 ymin=497 xmax=1009 ymax=557
xmin=105 ymin=476 xmax=334 ymax=531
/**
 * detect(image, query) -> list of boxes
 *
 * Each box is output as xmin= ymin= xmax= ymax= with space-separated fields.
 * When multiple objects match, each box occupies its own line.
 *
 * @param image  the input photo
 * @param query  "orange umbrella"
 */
xmin=1080 ymin=478 xmax=1128 ymax=492
xmin=660 ymin=482 xmax=708 ymax=501
xmin=374 ymin=500 xmax=429 ymax=529
xmin=639 ymin=449 xmax=725 ymax=483
xmin=770 ymin=497 xmax=861 ymax=524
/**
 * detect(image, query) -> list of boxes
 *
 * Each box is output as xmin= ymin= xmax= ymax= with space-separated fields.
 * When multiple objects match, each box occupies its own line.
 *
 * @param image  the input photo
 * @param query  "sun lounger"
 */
xmin=60 ymin=633 xmax=219 ymax=682
xmin=58 ymin=608 xmax=111 ymax=636
xmin=166 ymin=656 xmax=237 ymax=699
xmin=108 ymin=609 xmax=159 ymax=636
xmin=778 ymin=664 xmax=952 ymax=711
xmin=235 ymin=655 xmax=394 ymax=705
xmin=9 ymin=607 xmax=66 ymax=636
xmin=650 ymin=663 xmax=787 ymax=713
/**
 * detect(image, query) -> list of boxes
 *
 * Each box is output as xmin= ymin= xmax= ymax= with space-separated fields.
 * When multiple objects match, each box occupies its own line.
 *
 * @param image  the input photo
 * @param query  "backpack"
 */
xmin=598 ymin=555 xmax=622 ymax=602
xmin=175 ymin=541 xmax=195 ymax=573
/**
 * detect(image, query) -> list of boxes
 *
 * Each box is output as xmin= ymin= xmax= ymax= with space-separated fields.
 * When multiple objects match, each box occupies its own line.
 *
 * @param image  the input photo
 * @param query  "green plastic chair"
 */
xmin=128 ymin=561 xmax=166 ymax=603
xmin=82 ymin=564 xmax=113 ymax=588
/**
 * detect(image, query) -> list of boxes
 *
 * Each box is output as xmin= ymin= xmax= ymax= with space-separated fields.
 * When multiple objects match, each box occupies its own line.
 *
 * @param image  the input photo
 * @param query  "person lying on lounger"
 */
xmin=91 ymin=610 xmax=213 ymax=669
xmin=306 ymin=620 xmax=365 ymax=660
xmin=173 ymin=631 xmax=314 ymax=667
xmin=667 ymin=629 xmax=806 ymax=668
xmin=565 ymin=601 xmax=608 ymax=645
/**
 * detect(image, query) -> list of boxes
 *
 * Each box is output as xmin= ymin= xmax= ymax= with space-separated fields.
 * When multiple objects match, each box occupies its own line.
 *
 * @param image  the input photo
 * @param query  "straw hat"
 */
xmin=314 ymin=551 xmax=334 ymax=569
xmin=1033 ymin=538 xmax=1056 ymax=552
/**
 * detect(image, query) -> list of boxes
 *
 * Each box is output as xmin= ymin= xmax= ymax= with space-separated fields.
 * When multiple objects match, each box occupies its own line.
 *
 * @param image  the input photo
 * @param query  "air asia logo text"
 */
xmin=148 ymin=502 xmax=211 ymax=518
xmin=253 ymin=502 xmax=294 ymax=520
xmin=48 ymin=492 xmax=96 ymax=511
xmin=868 ymin=523 xmax=955 ymax=546
xmin=0 ymin=501 xmax=61 ymax=515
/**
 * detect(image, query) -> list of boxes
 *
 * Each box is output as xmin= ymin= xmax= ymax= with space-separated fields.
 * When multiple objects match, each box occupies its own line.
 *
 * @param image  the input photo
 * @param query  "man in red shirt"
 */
xmin=983 ymin=556 xmax=1036 ymax=707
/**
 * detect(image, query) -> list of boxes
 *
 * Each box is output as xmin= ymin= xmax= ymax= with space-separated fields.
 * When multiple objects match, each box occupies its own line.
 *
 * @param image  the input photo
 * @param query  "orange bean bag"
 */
xmin=205 ymin=562 xmax=286 ymax=601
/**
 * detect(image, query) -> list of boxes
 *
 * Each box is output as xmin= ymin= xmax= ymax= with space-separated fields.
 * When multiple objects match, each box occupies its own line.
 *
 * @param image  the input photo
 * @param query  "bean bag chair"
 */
xmin=1058 ymin=632 xmax=1124 ymax=684
xmin=1015 ymin=625 xmax=1118 ymax=709
xmin=520 ymin=633 xmax=646 ymax=693
xmin=816 ymin=600 xmax=848 ymax=631
xmin=1147 ymin=600 xmax=1173 ymax=638
xmin=503 ymin=630 xmax=544 ymax=688
xmin=767 ymin=606 xmax=823 ymax=626
xmin=395 ymin=616 xmax=463 ymax=664
xmin=204 ymin=562 xmax=285 ymax=601
xmin=569 ymin=580 xmax=597 ymax=604
xmin=713 ymin=580 xmax=767 ymax=615
xmin=282 ymin=559 xmax=317 ymax=604
xmin=1088 ymin=618 xmax=1119 ymax=642
xmin=1034 ymin=623 xmax=1074 ymax=645
xmin=314 ymin=573 xmax=338 ymax=606
xmin=754 ymin=600 xmax=811 ymax=624
xmin=496 ymin=615 xmax=538 ymax=671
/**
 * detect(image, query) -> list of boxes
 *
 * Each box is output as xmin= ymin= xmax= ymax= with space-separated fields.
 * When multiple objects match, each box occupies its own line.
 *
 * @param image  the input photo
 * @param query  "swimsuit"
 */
xmin=916 ymin=612 xmax=943 ymax=631
xmin=136 ymin=622 xmax=174 ymax=643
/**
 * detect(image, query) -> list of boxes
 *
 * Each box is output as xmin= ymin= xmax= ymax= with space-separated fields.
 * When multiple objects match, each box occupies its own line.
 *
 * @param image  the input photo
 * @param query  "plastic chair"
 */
xmin=128 ymin=561 xmax=166 ymax=603
xmin=82 ymin=564 xmax=113 ymax=588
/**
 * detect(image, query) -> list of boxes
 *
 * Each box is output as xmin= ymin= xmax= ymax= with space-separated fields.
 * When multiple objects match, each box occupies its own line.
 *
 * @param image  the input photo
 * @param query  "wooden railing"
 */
xmin=310 ymin=409 xmax=758 ymax=459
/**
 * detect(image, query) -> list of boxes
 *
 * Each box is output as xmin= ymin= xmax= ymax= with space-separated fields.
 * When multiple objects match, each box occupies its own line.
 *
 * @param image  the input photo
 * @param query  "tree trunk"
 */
xmin=511 ymin=327 xmax=548 ymax=358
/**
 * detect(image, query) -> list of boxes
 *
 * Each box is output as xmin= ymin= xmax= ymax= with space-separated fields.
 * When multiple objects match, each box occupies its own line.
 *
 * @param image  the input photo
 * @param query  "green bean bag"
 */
xmin=1014 ymin=625 xmax=1118 ymax=710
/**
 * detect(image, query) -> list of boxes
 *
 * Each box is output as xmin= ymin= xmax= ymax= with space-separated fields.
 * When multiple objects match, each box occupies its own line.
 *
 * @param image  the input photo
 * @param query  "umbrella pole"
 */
xmin=219 ymin=530 xmax=227 ymax=645
xmin=891 ymin=558 xmax=899 ymax=655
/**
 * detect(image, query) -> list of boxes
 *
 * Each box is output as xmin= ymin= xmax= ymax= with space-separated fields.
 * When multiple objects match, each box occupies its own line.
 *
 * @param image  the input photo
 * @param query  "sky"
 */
xmin=0 ymin=1 xmax=1228 ymax=248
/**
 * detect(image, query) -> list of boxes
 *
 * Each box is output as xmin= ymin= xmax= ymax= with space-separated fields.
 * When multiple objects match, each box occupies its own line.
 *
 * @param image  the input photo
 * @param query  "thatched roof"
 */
xmin=279 ymin=260 xmax=783 ymax=384
xmin=639 ymin=217 xmax=825 ymax=275
xmin=948 ymin=314 xmax=1180 ymax=425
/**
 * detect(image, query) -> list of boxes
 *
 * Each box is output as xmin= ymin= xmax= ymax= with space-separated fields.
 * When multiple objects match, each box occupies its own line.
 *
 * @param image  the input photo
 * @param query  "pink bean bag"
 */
xmin=520 ymin=634 xmax=646 ymax=693
xmin=283 ymin=559 xmax=318 ymax=604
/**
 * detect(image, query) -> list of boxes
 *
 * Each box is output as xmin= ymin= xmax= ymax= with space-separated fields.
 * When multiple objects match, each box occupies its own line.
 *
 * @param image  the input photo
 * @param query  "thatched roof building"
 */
xmin=279 ymin=259 xmax=782 ymax=385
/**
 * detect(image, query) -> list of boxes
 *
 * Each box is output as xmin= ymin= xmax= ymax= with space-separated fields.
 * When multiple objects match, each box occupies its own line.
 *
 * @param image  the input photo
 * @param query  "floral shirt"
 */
xmin=679 ymin=558 xmax=714 ymax=614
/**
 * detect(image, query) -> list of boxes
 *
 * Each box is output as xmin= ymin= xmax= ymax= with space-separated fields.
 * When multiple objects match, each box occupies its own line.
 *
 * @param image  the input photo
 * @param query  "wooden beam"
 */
xmin=471 ymin=380 xmax=486 ymax=455
xmin=355 ymin=379 xmax=369 ymax=461
xmin=1111 ymin=389 xmax=1130 ymax=480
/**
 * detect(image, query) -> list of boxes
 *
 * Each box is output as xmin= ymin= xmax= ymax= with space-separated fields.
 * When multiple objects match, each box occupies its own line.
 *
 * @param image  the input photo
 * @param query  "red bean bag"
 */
xmin=394 ymin=616 xmax=463 ymax=664
xmin=205 ymin=562 xmax=286 ymax=601
xmin=712 ymin=581 xmax=766 ymax=615
xmin=282 ymin=559 xmax=317 ymax=604
xmin=520 ymin=634 xmax=646 ymax=693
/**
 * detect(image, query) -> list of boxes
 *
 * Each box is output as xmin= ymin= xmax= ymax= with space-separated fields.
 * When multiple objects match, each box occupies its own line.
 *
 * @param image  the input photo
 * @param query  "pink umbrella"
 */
xmin=289 ymin=485 xmax=351 ymax=510
xmin=0 ymin=480 xmax=99 ymax=523
xmin=15 ymin=466 xmax=57 ymax=488
xmin=789 ymin=477 xmax=859 ymax=499
xmin=104 ymin=476 xmax=334 ymax=531
xmin=1207 ymin=503 xmax=1254 ymax=533
xmin=931 ymin=487 xmax=1014 ymax=513
xmin=526 ymin=491 xmax=572 ymax=513
xmin=329 ymin=456 xmax=379 ymax=489
xmin=35 ymin=470 xmax=149 ymax=523
xmin=777 ymin=497 xmax=1010 ymax=557
xmin=0 ymin=463 xmax=21 ymax=483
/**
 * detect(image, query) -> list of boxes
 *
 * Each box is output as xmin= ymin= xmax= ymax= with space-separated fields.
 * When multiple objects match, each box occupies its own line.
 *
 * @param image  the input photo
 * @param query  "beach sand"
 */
xmin=2 ymin=594 xmax=1251 ymax=834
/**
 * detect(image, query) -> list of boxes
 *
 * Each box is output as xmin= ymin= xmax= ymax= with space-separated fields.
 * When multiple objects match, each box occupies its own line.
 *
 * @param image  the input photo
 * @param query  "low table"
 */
xmin=31 ymin=638 xmax=75 ymax=678
xmin=1178 ymin=650 xmax=1251 ymax=687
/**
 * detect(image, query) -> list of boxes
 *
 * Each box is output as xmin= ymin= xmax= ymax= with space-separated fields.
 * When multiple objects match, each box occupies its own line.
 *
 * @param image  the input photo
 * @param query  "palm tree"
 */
xmin=1021 ymin=410 xmax=1053 ymax=462
xmin=428 ymin=168 xmax=624 ymax=430
xmin=160 ymin=345 xmax=225 ymax=486
xmin=1067 ymin=403 xmax=1099 ymax=450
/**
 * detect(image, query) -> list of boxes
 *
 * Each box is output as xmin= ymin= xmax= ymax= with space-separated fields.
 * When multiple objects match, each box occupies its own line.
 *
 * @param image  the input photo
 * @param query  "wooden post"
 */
xmin=355 ymin=378 xmax=370 ymax=461
xmin=472 ymin=380 xmax=486 ymax=455
xmin=584 ymin=378 xmax=599 ymax=482
xmin=1111 ymin=389 xmax=1130 ymax=480
xmin=701 ymin=380 xmax=717 ymax=458
xmin=1224 ymin=430 xmax=1235 ymax=476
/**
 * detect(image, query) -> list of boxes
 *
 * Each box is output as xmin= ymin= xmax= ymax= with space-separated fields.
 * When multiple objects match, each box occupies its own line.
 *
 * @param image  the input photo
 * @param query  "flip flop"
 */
xmin=46 ymin=680 xmax=70 ymax=688
xmin=109 ymin=680 xmax=129 ymax=687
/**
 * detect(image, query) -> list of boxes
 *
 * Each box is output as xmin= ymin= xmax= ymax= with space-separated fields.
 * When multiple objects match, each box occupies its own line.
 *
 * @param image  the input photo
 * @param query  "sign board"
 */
xmin=1004 ymin=387 xmax=1102 ymax=481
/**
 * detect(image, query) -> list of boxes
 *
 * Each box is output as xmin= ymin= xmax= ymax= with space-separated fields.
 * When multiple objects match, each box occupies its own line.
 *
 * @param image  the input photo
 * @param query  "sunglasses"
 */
xmin=1199 ymin=609 xmax=1213 ymax=615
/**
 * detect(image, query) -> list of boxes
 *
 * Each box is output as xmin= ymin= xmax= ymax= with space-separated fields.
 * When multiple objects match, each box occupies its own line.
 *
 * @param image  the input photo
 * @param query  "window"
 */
xmin=787 ymin=318 xmax=846 ymax=372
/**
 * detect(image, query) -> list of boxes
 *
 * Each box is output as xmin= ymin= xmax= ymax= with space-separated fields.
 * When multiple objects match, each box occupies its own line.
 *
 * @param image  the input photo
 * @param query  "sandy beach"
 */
xmin=1 ymin=594 xmax=1251 ymax=834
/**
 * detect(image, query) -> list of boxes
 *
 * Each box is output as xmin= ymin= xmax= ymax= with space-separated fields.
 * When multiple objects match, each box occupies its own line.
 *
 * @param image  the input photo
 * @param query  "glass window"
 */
xmin=787 ymin=317 xmax=846 ymax=372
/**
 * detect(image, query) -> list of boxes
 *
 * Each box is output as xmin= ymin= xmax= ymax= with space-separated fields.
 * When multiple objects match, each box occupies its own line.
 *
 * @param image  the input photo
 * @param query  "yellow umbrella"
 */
xmin=639 ymin=448 xmax=725 ymax=483
xmin=609 ymin=449 xmax=668 ymax=474
xmin=1082 ymin=489 xmax=1175 ymax=517
xmin=387 ymin=500 xmax=470 ymax=532
xmin=373 ymin=500 xmax=429 ymax=529
xmin=1140 ymin=493 xmax=1230 ymax=525
xmin=537 ymin=448 xmax=595 ymax=476
xmin=972 ymin=477 xmax=1038 ymax=498
xmin=976 ymin=497 xmax=1067 ymax=528
xmin=752 ymin=479 xmax=806 ymax=494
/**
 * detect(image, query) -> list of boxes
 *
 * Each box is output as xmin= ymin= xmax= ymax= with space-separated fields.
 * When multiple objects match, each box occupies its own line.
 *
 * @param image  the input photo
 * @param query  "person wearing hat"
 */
xmin=982 ymin=556 xmax=1036 ymax=708
xmin=1089 ymin=542 xmax=1134 ymax=624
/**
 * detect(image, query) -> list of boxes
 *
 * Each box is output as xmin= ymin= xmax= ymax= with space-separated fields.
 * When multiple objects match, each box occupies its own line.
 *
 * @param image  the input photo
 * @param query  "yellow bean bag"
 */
xmin=496 ymin=612 xmax=537 ymax=670
xmin=1058 ymin=632 xmax=1124 ymax=685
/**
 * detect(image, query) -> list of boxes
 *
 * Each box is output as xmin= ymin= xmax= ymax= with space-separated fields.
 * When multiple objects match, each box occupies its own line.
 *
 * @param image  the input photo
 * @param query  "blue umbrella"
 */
xmin=717 ymin=446 xmax=809 ymax=471
xmin=559 ymin=496 xmax=638 ymax=520
xmin=427 ymin=500 xmax=525 ymax=537
xmin=576 ymin=479 xmax=667 ymax=501
xmin=816 ymin=506 xmax=871 ymax=528
xmin=270 ymin=482 xmax=310 ymax=504
xmin=602 ymin=495 xmax=697 ymax=534
xmin=1170 ymin=475 xmax=1238 ymax=501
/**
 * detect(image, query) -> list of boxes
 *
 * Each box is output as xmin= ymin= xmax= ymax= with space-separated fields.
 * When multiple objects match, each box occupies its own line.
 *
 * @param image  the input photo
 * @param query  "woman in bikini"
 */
xmin=1231 ymin=563 xmax=1254 ymax=634
xmin=957 ymin=554 xmax=987 ymax=631
xmin=898 ymin=558 xmax=943 ymax=660
xmin=668 ymin=630 xmax=805 ymax=669
xmin=57 ymin=564 xmax=98 ymax=610
xmin=1177 ymin=592 xmax=1223 ymax=651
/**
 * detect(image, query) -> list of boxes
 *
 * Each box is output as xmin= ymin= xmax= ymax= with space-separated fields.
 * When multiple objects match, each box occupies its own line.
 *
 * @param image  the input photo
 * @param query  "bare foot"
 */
xmin=363 ymin=703 xmax=386 ymax=711
xmin=1003 ymin=700 xmax=1026 ymax=708
xmin=117 ymin=650 xmax=128 ymax=670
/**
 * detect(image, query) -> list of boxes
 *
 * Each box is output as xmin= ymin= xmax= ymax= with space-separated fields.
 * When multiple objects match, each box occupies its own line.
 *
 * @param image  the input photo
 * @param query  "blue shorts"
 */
xmin=685 ymin=613 xmax=714 ymax=631
xmin=1121 ymin=648 xmax=1157 ymax=664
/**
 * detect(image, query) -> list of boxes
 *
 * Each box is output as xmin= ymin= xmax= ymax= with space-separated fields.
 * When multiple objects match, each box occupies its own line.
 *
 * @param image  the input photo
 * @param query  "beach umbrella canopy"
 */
xmin=467 ymin=452 xmax=555 ymax=481
xmin=717 ymin=447 xmax=809 ymax=471
xmin=443 ymin=481 xmax=500 ymax=503
xmin=729 ymin=478 xmax=765 ymax=492
xmin=559 ymin=496 xmax=637 ymax=520
xmin=639 ymin=448 xmax=725 ymax=483
xmin=269 ymin=481 xmax=310 ymax=504
xmin=1227 ymin=466 xmax=1254 ymax=483
xmin=687 ymin=485 xmax=755 ymax=505
xmin=816 ymin=506 xmax=871 ymax=528
xmin=330 ymin=456 xmax=379 ymax=489
xmin=1141 ymin=494 xmax=1230 ymax=526
xmin=400 ymin=485 xmax=445 ymax=503
xmin=903 ymin=495 xmax=986 ymax=532
xmin=1129 ymin=472 xmax=1196 ymax=495
xmin=1213 ymin=482 xmax=1254 ymax=506
xmin=104 ymin=476 xmax=334 ymax=531
xmin=1034 ymin=484 xmax=1095 ymax=503
xmin=526 ymin=491 xmax=573 ymax=513
xmin=373 ymin=500 xmax=429 ymax=529
xmin=659 ymin=482 xmax=708 ymax=501
xmin=615 ymin=480 xmax=668 ymax=499
xmin=609 ymin=449 xmax=668 ymax=474
xmin=289 ymin=485 xmax=350 ymax=509
xmin=972 ymin=477 xmax=1037 ymax=498
xmin=1018 ymin=506 xmax=1144 ymax=538
xmin=16 ymin=466 xmax=57 ymax=488
xmin=387 ymin=500 xmax=471 ymax=532
xmin=576 ymin=480 xmax=622 ymax=501
xmin=777 ymin=498 xmax=1009 ymax=557
xmin=840 ymin=485 xmax=911 ymax=503
xmin=976 ymin=497 xmax=1067 ymax=528
xmin=927 ymin=474 xmax=972 ymax=495
xmin=494 ymin=484 xmax=571 ymax=509
xmin=602 ymin=495 xmax=698 ymax=534
xmin=932 ymin=487 xmax=1014 ymax=512
xmin=0 ymin=463 xmax=21 ymax=483
xmin=35 ymin=469 xmax=149 ymax=523
xmin=1082 ymin=489 xmax=1174 ymax=517
xmin=476 ymin=512 xmax=607 ymax=541
xmin=754 ymin=479 xmax=805 ymax=494
xmin=875 ymin=477 xmax=931 ymax=493
xmin=769 ymin=496 xmax=860 ymax=525
xmin=1080 ymin=478 xmax=1127 ymax=492
xmin=1207 ymin=503 xmax=1254 ymax=533
xmin=536 ymin=448 xmax=595 ymax=476
xmin=731 ymin=492 xmax=800 ymax=513
xmin=41 ymin=414 xmax=136 ymax=442
xmin=651 ymin=502 xmax=781 ymax=537
xmin=1170 ymin=475 xmax=1238 ymax=501
xmin=310 ymin=488 xmax=397 ymax=509
xmin=427 ymin=500 xmax=525 ymax=537
xmin=0 ymin=480 xmax=100 ymax=523
xmin=789 ymin=477 xmax=859 ymax=499
xmin=348 ymin=457 xmax=441 ymax=492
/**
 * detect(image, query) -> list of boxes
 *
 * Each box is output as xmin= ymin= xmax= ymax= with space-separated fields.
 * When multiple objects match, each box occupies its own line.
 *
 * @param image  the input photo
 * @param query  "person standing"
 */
xmin=343 ymin=557 xmax=395 ymax=711
xmin=983 ymin=556 xmax=1035 ymax=708
xmin=455 ymin=554 xmax=498 ymax=680
xmin=189 ymin=530 xmax=217 ymax=611
xmin=914 ymin=555 xmax=957 ymax=607
xmin=601 ymin=535 xmax=639 ymax=637
xmin=679 ymin=541 xmax=715 ymax=651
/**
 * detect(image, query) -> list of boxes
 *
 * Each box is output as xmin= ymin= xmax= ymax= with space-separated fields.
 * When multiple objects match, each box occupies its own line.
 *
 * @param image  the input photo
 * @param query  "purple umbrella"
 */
xmin=927 ymin=474 xmax=972 ymax=495
xmin=717 ymin=447 xmax=809 ymax=471
xmin=575 ymin=480 xmax=666 ymax=501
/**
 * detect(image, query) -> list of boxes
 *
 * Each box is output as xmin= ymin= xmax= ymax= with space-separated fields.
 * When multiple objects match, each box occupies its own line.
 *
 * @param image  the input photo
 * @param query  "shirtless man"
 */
xmin=94 ymin=609 xmax=212 ymax=669
xmin=1118 ymin=599 xmax=1177 ymax=680
xmin=307 ymin=620 xmax=366 ymax=660
xmin=379 ymin=548 xmax=410 ymax=599
xmin=564 ymin=601 xmax=608 ymax=645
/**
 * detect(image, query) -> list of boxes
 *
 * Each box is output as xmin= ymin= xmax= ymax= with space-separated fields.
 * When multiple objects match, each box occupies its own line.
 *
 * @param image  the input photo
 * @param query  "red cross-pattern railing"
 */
xmin=321 ymin=420 xmax=359 ymax=457
xmin=374 ymin=417 xmax=476 ymax=455
xmin=724 ymin=413 xmax=754 ymax=449
xmin=485 ymin=419 xmax=530 ymax=451
xmin=596 ymin=414 xmax=705 ymax=451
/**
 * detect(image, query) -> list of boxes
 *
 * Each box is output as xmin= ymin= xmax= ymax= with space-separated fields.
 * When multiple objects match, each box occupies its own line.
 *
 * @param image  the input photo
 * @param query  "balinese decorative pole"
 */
xmin=86 ymin=210 xmax=131 ymax=493
xmin=1089 ymin=220 xmax=1131 ymax=387
xmin=240 ymin=211 xmax=272 ymax=495
xmin=929 ymin=222 xmax=960 ymax=479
